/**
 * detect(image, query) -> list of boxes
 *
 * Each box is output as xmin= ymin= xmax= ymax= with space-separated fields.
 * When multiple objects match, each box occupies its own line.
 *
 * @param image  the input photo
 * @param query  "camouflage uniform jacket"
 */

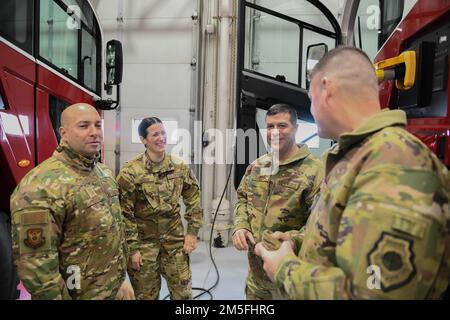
xmin=10 ymin=144 xmax=127 ymax=300
xmin=116 ymin=152 xmax=203 ymax=254
xmin=234 ymin=144 xmax=323 ymax=283
xmin=275 ymin=110 xmax=450 ymax=299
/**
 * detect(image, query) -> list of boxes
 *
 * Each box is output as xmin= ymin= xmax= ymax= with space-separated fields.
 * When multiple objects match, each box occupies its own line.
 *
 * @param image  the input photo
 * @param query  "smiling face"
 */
xmin=141 ymin=122 xmax=167 ymax=155
xmin=266 ymin=112 xmax=298 ymax=156
xmin=59 ymin=104 xmax=103 ymax=158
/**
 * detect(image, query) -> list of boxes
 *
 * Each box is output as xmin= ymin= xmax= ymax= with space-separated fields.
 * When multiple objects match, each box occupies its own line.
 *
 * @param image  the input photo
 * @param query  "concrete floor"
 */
xmin=160 ymin=242 xmax=248 ymax=300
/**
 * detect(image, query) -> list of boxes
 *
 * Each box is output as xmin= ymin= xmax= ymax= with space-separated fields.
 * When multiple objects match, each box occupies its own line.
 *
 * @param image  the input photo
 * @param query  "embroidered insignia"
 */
xmin=24 ymin=228 xmax=45 ymax=249
xmin=367 ymin=232 xmax=416 ymax=292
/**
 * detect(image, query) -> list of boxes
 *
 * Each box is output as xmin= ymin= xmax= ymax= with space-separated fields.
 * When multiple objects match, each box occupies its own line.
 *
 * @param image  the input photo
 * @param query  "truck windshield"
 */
xmin=39 ymin=0 xmax=101 ymax=94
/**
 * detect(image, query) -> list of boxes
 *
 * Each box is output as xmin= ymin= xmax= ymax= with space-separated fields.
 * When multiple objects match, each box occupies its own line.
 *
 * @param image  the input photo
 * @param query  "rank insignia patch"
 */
xmin=24 ymin=228 xmax=46 ymax=249
xmin=367 ymin=232 xmax=416 ymax=292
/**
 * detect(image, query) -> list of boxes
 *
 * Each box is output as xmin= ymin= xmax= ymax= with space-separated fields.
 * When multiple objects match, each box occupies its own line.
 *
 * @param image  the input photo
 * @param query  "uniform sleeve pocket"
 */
xmin=19 ymin=210 xmax=52 ymax=255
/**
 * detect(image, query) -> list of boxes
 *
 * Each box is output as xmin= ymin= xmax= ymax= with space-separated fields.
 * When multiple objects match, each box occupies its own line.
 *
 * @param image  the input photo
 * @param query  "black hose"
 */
xmin=163 ymin=164 xmax=233 ymax=300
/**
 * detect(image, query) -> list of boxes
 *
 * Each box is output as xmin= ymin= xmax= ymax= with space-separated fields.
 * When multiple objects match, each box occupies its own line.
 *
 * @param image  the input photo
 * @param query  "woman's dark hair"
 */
xmin=138 ymin=117 xmax=163 ymax=138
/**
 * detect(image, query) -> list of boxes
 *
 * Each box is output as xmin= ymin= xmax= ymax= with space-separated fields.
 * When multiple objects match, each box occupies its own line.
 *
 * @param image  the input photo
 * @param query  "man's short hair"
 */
xmin=266 ymin=103 xmax=298 ymax=126
xmin=310 ymin=46 xmax=373 ymax=79
xmin=138 ymin=117 xmax=162 ymax=138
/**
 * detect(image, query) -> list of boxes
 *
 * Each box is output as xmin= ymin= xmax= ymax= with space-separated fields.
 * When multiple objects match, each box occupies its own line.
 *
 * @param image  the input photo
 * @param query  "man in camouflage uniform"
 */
xmin=256 ymin=46 xmax=450 ymax=299
xmin=10 ymin=103 xmax=133 ymax=300
xmin=117 ymin=117 xmax=203 ymax=300
xmin=232 ymin=104 xmax=323 ymax=300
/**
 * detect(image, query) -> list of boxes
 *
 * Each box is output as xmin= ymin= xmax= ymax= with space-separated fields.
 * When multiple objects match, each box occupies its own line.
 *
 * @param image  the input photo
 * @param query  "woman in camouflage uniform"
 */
xmin=117 ymin=117 xmax=203 ymax=300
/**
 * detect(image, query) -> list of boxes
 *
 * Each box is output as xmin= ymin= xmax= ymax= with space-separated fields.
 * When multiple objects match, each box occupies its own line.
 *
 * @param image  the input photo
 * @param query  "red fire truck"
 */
xmin=373 ymin=0 xmax=450 ymax=168
xmin=0 ymin=0 xmax=122 ymax=299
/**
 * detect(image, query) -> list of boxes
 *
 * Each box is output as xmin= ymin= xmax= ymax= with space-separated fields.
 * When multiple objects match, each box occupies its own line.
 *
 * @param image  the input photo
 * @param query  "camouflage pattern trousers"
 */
xmin=128 ymin=242 xmax=192 ymax=300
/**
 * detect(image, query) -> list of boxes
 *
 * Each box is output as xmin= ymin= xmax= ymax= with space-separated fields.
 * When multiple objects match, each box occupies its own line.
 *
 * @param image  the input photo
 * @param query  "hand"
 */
xmin=232 ymin=229 xmax=255 ymax=251
xmin=254 ymin=241 xmax=294 ymax=282
xmin=184 ymin=234 xmax=198 ymax=254
xmin=128 ymin=251 xmax=143 ymax=271
xmin=116 ymin=280 xmax=135 ymax=300
xmin=271 ymin=231 xmax=294 ymax=250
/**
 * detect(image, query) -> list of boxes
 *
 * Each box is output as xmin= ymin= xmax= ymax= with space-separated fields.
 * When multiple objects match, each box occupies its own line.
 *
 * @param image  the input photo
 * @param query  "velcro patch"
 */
xmin=21 ymin=211 xmax=48 ymax=225
xmin=392 ymin=215 xmax=426 ymax=239
xmin=367 ymin=232 xmax=416 ymax=292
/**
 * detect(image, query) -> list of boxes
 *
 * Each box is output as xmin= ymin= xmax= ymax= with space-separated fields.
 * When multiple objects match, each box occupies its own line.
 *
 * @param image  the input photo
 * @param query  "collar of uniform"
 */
xmin=259 ymin=143 xmax=311 ymax=167
xmin=279 ymin=143 xmax=311 ymax=165
xmin=143 ymin=151 xmax=174 ymax=173
xmin=330 ymin=109 xmax=407 ymax=155
xmin=54 ymin=143 xmax=98 ymax=171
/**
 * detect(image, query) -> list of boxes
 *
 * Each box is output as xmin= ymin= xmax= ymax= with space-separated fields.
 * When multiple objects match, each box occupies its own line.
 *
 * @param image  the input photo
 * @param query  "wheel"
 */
xmin=0 ymin=210 xmax=20 ymax=300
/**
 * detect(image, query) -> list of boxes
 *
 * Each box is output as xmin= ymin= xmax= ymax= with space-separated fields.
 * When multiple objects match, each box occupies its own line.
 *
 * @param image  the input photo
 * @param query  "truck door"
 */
xmin=235 ymin=0 xmax=342 ymax=188
xmin=35 ymin=0 xmax=102 ymax=163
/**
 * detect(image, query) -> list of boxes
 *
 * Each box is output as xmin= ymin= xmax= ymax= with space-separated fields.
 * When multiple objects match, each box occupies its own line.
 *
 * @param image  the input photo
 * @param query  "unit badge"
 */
xmin=24 ymin=228 xmax=46 ymax=249
xmin=367 ymin=232 xmax=416 ymax=292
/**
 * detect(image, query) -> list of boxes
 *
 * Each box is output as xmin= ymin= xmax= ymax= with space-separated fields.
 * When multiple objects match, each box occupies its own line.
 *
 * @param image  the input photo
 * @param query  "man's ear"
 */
xmin=59 ymin=126 xmax=66 ymax=143
xmin=322 ymin=77 xmax=334 ymax=101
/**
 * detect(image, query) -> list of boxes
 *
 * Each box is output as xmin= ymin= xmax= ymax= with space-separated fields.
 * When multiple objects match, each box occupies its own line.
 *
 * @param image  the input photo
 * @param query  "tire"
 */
xmin=0 ymin=210 xmax=20 ymax=300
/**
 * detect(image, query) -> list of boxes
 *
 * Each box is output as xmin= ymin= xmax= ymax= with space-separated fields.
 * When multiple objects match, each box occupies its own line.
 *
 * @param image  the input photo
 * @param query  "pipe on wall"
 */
xmin=212 ymin=0 xmax=233 ymax=218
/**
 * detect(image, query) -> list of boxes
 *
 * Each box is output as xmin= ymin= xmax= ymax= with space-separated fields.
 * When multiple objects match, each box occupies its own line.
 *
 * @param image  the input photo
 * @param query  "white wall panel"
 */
xmin=102 ymin=109 xmax=116 ymax=150
xmin=102 ymin=150 xmax=116 ymax=173
xmin=121 ymin=19 xmax=193 ymax=64
xmin=124 ymin=0 xmax=195 ymax=20
xmin=93 ymin=0 xmax=197 ymax=174
xmin=121 ymin=63 xmax=191 ymax=109
xmin=92 ymin=0 xmax=196 ymax=20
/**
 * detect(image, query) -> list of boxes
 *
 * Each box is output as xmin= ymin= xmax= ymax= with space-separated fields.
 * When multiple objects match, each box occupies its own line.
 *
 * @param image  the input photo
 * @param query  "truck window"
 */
xmin=245 ymin=6 xmax=301 ymax=85
xmin=0 ymin=89 xmax=5 ymax=110
xmin=244 ymin=1 xmax=339 ymax=89
xmin=39 ymin=0 xmax=101 ymax=94
xmin=352 ymin=0 xmax=408 ymax=60
xmin=49 ymin=95 xmax=70 ymax=143
xmin=379 ymin=0 xmax=404 ymax=47
xmin=0 ymin=0 xmax=33 ymax=53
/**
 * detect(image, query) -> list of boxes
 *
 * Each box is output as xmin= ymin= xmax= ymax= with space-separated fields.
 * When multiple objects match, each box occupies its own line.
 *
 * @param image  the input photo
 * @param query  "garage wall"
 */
xmin=91 ymin=0 xmax=199 ymax=172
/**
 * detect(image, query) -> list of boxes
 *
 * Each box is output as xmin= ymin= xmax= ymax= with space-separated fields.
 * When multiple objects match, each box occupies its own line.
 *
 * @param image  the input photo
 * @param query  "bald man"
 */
xmin=255 ymin=46 xmax=450 ymax=299
xmin=10 ymin=103 xmax=134 ymax=300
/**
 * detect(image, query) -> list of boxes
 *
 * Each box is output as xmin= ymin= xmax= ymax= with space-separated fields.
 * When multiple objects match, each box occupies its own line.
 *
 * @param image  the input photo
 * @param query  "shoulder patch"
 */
xmin=21 ymin=211 xmax=48 ymax=225
xmin=19 ymin=211 xmax=52 ymax=254
xmin=367 ymin=232 xmax=416 ymax=292
xmin=24 ymin=228 xmax=46 ymax=249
